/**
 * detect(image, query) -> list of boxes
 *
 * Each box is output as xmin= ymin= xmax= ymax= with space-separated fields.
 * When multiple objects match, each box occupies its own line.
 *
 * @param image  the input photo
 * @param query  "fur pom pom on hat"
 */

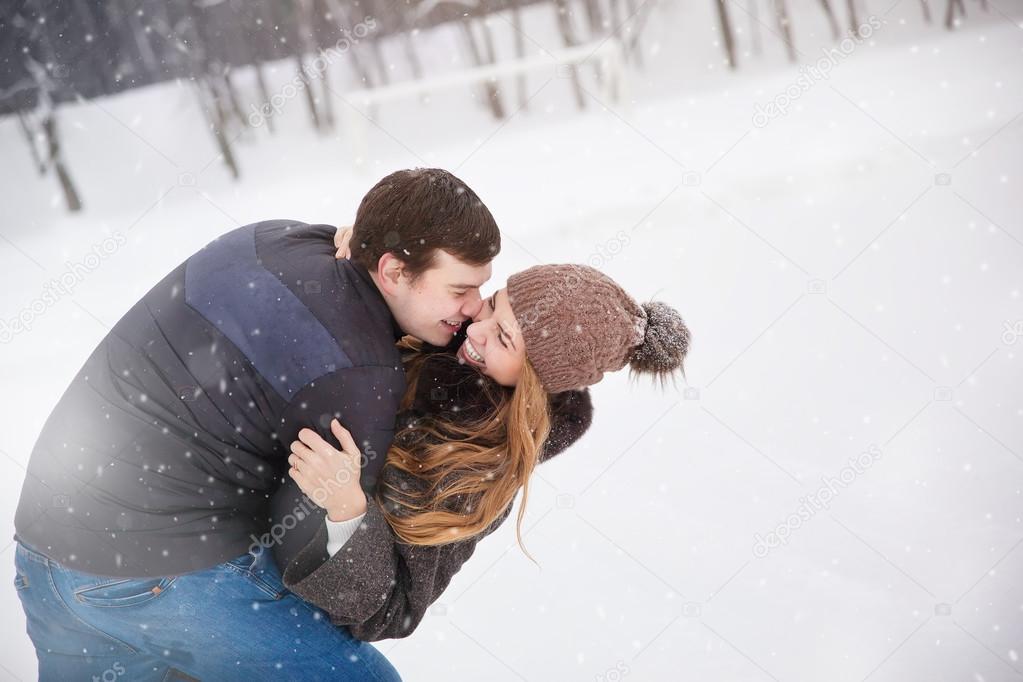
xmin=506 ymin=264 xmax=690 ymax=393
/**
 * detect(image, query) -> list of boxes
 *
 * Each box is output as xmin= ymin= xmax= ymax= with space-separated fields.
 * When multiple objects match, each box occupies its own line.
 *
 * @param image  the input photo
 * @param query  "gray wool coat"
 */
xmin=278 ymin=353 xmax=593 ymax=641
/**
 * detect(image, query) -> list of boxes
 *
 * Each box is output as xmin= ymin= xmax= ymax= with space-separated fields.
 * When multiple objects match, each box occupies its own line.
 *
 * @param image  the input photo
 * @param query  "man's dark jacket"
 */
xmin=14 ymin=220 xmax=406 ymax=577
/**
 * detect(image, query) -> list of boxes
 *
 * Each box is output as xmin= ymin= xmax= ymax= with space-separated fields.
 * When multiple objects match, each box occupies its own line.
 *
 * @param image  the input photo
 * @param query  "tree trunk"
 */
xmin=295 ymin=54 xmax=323 ymax=130
xmin=254 ymin=60 xmax=275 ymax=133
xmin=323 ymin=0 xmax=376 ymax=88
xmin=583 ymin=0 xmax=604 ymax=38
xmin=945 ymin=0 xmax=965 ymax=28
xmin=222 ymin=68 xmax=247 ymax=129
xmin=42 ymin=114 xmax=82 ymax=212
xmin=202 ymin=77 xmax=240 ymax=180
xmin=750 ymin=0 xmax=763 ymax=56
xmin=715 ymin=0 xmax=737 ymax=69
xmin=320 ymin=60 xmax=335 ymax=129
xmin=774 ymin=0 xmax=797 ymax=62
xmin=818 ymin=0 xmax=841 ymax=39
xmin=553 ymin=0 xmax=586 ymax=109
xmin=460 ymin=19 xmax=505 ymax=120
xmin=623 ymin=0 xmax=644 ymax=68
xmin=846 ymin=0 xmax=861 ymax=35
xmin=509 ymin=0 xmax=528 ymax=110
xmin=17 ymin=111 xmax=46 ymax=175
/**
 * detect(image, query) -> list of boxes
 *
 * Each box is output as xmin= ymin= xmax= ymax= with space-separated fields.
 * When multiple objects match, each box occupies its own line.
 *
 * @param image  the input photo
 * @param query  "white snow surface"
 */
xmin=1 ymin=1 xmax=1022 ymax=680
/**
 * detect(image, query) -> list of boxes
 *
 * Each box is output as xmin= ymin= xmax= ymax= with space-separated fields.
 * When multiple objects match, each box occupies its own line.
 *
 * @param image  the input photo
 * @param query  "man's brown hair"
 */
xmin=350 ymin=168 xmax=500 ymax=279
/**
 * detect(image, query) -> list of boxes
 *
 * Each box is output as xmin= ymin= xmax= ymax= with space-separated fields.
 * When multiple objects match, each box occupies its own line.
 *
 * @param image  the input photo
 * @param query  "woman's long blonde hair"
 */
xmin=376 ymin=338 xmax=551 ymax=561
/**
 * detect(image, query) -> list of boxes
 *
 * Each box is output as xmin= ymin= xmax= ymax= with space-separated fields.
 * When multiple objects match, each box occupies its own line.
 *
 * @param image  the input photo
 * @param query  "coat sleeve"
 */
xmin=281 ymin=384 xmax=594 ymax=641
xmin=282 ymin=489 xmax=513 ymax=641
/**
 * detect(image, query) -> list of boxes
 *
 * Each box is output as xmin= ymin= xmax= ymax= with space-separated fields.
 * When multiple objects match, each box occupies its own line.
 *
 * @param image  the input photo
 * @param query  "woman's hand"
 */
xmin=334 ymin=226 xmax=353 ymax=259
xmin=288 ymin=419 xmax=367 ymax=521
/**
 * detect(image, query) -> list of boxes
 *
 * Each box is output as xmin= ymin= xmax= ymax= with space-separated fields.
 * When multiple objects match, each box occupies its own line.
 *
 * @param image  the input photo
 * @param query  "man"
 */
xmin=13 ymin=168 xmax=499 ymax=680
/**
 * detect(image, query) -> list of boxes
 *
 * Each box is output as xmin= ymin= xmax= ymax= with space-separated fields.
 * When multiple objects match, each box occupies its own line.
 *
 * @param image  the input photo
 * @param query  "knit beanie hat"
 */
xmin=506 ymin=264 xmax=691 ymax=393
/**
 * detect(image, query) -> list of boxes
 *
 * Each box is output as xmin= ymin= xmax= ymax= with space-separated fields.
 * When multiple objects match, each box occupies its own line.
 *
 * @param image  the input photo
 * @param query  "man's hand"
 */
xmin=334 ymin=226 xmax=353 ymax=260
xmin=288 ymin=419 xmax=367 ymax=521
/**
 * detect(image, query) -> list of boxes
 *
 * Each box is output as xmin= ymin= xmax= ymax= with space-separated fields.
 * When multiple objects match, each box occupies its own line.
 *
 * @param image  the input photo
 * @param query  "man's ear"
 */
xmin=376 ymin=253 xmax=405 ymax=295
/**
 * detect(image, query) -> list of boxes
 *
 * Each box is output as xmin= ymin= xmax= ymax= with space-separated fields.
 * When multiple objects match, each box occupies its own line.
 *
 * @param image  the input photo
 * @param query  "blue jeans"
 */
xmin=14 ymin=540 xmax=402 ymax=682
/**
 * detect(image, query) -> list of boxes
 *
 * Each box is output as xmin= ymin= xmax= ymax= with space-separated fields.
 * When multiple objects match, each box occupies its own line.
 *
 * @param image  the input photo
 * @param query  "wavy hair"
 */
xmin=376 ymin=339 xmax=551 ymax=561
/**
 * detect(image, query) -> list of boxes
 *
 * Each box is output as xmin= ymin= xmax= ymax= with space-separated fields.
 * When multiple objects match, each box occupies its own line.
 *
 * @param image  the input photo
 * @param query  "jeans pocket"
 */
xmin=74 ymin=576 xmax=176 ymax=608
xmin=14 ymin=572 xmax=29 ymax=591
xmin=224 ymin=551 xmax=286 ymax=600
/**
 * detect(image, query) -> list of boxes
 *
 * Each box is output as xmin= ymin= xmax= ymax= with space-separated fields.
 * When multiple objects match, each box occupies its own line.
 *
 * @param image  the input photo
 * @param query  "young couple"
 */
xmin=13 ymin=168 xmax=690 ymax=681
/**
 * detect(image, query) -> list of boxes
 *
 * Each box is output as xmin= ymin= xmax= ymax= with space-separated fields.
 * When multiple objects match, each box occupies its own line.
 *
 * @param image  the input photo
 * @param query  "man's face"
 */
xmin=387 ymin=250 xmax=491 ymax=346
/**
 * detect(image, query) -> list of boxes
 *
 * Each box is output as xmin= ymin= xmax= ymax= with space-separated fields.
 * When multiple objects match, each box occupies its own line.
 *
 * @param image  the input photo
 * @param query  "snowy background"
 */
xmin=2 ymin=0 xmax=1023 ymax=680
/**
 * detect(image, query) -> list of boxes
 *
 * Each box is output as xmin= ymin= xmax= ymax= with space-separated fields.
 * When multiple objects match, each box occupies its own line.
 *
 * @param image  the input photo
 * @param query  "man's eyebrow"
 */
xmin=450 ymin=283 xmax=483 ymax=289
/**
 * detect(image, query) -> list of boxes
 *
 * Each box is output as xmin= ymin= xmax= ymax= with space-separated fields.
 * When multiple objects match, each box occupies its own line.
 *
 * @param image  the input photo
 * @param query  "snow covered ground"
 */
xmin=1 ymin=0 xmax=1022 ymax=680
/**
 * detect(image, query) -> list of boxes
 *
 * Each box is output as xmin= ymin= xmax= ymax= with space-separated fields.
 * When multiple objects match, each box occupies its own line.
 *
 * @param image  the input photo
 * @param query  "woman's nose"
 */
xmin=465 ymin=322 xmax=486 ymax=347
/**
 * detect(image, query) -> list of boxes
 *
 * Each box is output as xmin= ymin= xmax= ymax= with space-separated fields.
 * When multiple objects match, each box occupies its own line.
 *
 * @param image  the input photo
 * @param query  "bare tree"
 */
xmin=715 ymin=0 xmax=738 ymax=69
xmin=176 ymin=0 xmax=241 ymax=178
xmin=774 ymin=0 xmax=797 ymax=62
xmin=26 ymin=59 xmax=83 ymax=211
xmin=509 ymin=0 xmax=529 ymax=110
xmin=846 ymin=0 xmax=861 ymax=35
xmin=749 ymin=0 xmax=763 ymax=56
xmin=818 ymin=0 xmax=841 ymax=39
xmin=552 ymin=0 xmax=586 ymax=110
xmin=293 ymin=0 xmax=326 ymax=130
xmin=460 ymin=14 xmax=506 ymax=119
xmin=324 ymin=0 xmax=377 ymax=88
xmin=944 ymin=0 xmax=965 ymax=28
xmin=16 ymin=109 xmax=46 ymax=175
xmin=919 ymin=0 xmax=933 ymax=23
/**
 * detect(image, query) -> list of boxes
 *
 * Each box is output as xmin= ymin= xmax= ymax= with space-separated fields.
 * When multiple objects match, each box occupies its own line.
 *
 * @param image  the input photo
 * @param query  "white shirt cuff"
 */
xmin=325 ymin=512 xmax=367 ymax=556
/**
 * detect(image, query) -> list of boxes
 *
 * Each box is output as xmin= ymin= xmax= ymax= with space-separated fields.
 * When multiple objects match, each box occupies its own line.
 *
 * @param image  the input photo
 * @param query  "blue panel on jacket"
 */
xmin=184 ymin=224 xmax=351 ymax=400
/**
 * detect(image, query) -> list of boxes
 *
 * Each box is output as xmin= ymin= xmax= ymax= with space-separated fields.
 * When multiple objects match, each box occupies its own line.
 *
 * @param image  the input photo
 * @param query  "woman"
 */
xmin=277 ymin=261 xmax=691 ymax=647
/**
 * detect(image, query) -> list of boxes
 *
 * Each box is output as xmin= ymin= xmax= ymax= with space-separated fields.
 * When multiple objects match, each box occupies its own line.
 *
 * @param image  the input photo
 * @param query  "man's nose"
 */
xmin=462 ymin=294 xmax=484 ymax=319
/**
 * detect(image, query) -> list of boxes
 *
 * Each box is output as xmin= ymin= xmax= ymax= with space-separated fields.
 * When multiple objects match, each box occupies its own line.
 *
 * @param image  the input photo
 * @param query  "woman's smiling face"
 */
xmin=456 ymin=287 xmax=526 ymax=386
